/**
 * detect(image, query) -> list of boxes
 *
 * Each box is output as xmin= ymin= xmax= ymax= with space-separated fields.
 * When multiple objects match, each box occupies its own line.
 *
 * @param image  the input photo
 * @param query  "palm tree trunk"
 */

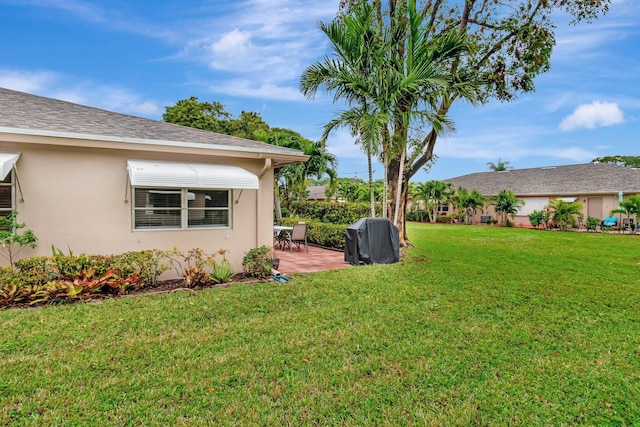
xmin=274 ymin=182 xmax=282 ymax=222
xmin=368 ymin=151 xmax=375 ymax=217
xmin=392 ymin=148 xmax=405 ymax=227
xmin=383 ymin=152 xmax=388 ymax=219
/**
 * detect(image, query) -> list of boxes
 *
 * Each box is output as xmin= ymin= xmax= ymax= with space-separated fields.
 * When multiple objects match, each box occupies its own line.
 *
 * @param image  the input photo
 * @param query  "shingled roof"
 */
xmin=444 ymin=163 xmax=640 ymax=196
xmin=0 ymin=87 xmax=304 ymax=160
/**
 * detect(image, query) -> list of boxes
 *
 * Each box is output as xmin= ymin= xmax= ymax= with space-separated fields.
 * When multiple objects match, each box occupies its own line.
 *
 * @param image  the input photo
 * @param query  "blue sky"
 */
xmin=1 ymin=0 xmax=638 ymax=183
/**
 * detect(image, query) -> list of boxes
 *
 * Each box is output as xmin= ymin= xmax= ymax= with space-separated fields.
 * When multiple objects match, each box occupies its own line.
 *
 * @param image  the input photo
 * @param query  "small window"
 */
xmin=133 ymin=188 xmax=230 ymax=230
xmin=187 ymin=189 xmax=229 ymax=228
xmin=0 ymin=173 xmax=14 ymax=219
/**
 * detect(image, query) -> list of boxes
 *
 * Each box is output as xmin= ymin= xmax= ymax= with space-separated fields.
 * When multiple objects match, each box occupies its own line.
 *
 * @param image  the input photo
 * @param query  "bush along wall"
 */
xmin=279 ymin=217 xmax=347 ymax=250
xmin=291 ymin=201 xmax=382 ymax=225
xmin=0 ymin=247 xmax=240 ymax=309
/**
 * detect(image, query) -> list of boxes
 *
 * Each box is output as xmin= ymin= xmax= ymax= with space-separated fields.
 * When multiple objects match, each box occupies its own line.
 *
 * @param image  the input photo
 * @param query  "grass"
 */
xmin=1 ymin=224 xmax=639 ymax=425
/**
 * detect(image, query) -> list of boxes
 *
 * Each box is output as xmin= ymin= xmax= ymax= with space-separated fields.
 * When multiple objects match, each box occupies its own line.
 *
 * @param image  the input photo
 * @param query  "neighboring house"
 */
xmin=445 ymin=163 xmax=640 ymax=227
xmin=306 ymin=185 xmax=328 ymax=201
xmin=0 ymin=87 xmax=307 ymax=273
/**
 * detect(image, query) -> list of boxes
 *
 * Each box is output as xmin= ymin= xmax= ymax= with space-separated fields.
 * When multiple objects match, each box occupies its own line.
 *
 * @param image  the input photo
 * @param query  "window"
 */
xmin=133 ymin=188 xmax=230 ymax=229
xmin=0 ymin=173 xmax=14 ymax=219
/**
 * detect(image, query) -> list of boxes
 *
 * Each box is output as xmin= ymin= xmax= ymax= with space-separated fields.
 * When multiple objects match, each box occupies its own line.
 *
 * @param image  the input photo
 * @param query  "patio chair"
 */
xmin=622 ymin=218 xmax=637 ymax=232
xmin=600 ymin=216 xmax=617 ymax=232
xmin=282 ymin=222 xmax=308 ymax=252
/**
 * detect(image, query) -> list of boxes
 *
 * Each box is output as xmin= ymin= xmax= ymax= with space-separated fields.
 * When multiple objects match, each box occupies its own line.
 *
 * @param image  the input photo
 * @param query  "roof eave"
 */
xmin=0 ymin=127 xmax=308 ymax=165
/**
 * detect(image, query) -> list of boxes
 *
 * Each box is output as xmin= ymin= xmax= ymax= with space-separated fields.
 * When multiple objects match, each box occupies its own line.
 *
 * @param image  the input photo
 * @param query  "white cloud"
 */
xmin=0 ymin=68 xmax=161 ymax=117
xmin=559 ymin=101 xmax=624 ymax=131
xmin=548 ymin=147 xmax=596 ymax=162
xmin=209 ymin=29 xmax=254 ymax=70
xmin=180 ymin=0 xmax=339 ymax=99
xmin=325 ymin=128 xmax=363 ymax=159
xmin=55 ymin=86 xmax=163 ymax=117
xmin=0 ymin=69 xmax=58 ymax=93
xmin=208 ymin=79 xmax=303 ymax=102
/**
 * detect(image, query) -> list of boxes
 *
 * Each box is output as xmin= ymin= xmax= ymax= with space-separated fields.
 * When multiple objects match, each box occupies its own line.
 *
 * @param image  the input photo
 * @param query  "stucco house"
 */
xmin=0 ymin=87 xmax=307 ymax=272
xmin=444 ymin=163 xmax=640 ymax=227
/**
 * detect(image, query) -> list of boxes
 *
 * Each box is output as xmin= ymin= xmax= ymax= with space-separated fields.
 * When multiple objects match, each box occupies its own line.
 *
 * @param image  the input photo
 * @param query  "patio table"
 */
xmin=273 ymin=225 xmax=293 ymax=249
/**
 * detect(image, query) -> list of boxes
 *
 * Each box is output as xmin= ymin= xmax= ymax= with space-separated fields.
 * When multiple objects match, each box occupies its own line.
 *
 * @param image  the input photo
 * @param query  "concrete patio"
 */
xmin=272 ymin=243 xmax=352 ymax=274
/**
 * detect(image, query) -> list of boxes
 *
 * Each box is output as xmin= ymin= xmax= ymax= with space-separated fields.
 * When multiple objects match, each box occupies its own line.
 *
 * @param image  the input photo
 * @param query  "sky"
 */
xmin=0 ymin=0 xmax=638 ymax=183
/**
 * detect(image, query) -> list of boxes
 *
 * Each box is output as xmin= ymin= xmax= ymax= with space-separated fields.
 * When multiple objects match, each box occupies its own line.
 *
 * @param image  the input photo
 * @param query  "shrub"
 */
xmin=0 ymin=212 xmax=37 ymax=271
xmin=279 ymin=217 xmax=347 ymax=249
xmin=110 ymin=250 xmax=167 ymax=287
xmin=586 ymin=216 xmax=600 ymax=231
xmin=528 ymin=210 xmax=546 ymax=229
xmin=406 ymin=207 xmax=430 ymax=222
xmin=163 ymin=248 xmax=213 ymax=287
xmin=50 ymin=247 xmax=99 ymax=280
xmin=0 ymin=248 xmax=229 ymax=308
xmin=209 ymin=249 xmax=236 ymax=284
xmin=435 ymin=215 xmax=454 ymax=223
xmin=210 ymin=258 xmax=236 ymax=284
xmin=243 ymin=246 xmax=272 ymax=279
xmin=291 ymin=201 xmax=381 ymax=224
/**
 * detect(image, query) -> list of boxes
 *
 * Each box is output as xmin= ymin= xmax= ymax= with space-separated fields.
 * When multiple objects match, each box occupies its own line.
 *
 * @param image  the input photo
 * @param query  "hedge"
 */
xmin=279 ymin=217 xmax=347 ymax=250
xmin=291 ymin=201 xmax=381 ymax=225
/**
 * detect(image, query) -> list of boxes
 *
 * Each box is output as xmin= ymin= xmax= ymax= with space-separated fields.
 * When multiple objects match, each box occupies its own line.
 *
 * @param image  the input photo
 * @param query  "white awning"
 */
xmin=0 ymin=152 xmax=20 ymax=180
xmin=127 ymin=160 xmax=259 ymax=189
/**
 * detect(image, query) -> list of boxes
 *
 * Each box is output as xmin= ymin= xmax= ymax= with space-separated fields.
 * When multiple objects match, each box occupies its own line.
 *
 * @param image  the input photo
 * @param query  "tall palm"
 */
xmin=417 ymin=180 xmax=453 ymax=223
xmin=303 ymin=2 xmax=386 ymax=218
xmin=301 ymin=0 xmax=477 ymax=240
xmin=494 ymin=189 xmax=525 ymax=226
xmin=487 ymin=158 xmax=513 ymax=172
xmin=610 ymin=194 xmax=640 ymax=234
xmin=467 ymin=189 xmax=486 ymax=223
xmin=452 ymin=187 xmax=484 ymax=224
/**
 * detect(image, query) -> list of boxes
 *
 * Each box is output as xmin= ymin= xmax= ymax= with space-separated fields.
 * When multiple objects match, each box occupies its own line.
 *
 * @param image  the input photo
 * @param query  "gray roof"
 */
xmin=307 ymin=185 xmax=327 ymax=200
xmin=444 ymin=163 xmax=640 ymax=196
xmin=0 ymin=87 xmax=304 ymax=159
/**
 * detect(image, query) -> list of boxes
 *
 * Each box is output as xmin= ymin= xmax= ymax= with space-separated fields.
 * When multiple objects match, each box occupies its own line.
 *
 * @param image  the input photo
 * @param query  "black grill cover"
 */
xmin=344 ymin=218 xmax=399 ymax=265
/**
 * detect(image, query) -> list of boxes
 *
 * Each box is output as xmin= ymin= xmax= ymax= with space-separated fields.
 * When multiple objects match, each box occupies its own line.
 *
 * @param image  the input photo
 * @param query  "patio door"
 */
xmin=587 ymin=197 xmax=603 ymax=219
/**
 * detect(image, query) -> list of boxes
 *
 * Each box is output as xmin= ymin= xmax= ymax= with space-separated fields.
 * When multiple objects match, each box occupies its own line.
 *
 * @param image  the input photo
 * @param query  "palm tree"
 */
xmin=610 ymin=194 xmax=640 ymax=234
xmin=487 ymin=158 xmax=513 ymax=172
xmin=416 ymin=180 xmax=454 ymax=223
xmin=301 ymin=0 xmax=478 ymax=243
xmin=258 ymin=129 xmax=337 ymax=220
xmin=302 ymin=2 xmax=386 ymax=218
xmin=453 ymin=187 xmax=485 ymax=224
xmin=494 ymin=189 xmax=524 ymax=226
xmin=546 ymin=199 xmax=584 ymax=231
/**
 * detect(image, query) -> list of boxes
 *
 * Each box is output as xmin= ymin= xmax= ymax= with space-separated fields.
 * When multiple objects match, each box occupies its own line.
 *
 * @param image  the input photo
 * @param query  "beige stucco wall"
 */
xmin=465 ymin=194 xmax=625 ymax=227
xmin=0 ymin=140 xmax=276 ymax=274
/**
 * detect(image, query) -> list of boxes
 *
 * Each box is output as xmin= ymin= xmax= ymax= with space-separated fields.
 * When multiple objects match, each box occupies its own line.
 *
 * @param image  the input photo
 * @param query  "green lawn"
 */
xmin=1 ymin=224 xmax=639 ymax=425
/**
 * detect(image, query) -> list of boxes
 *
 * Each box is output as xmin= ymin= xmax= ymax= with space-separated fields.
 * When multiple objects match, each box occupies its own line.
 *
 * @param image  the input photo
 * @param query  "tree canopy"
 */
xmin=163 ymin=97 xmax=269 ymax=140
xmin=309 ymin=0 xmax=611 ymax=245
xmin=163 ymin=98 xmax=337 ymax=219
xmin=487 ymin=158 xmax=513 ymax=172
xmin=592 ymin=156 xmax=640 ymax=169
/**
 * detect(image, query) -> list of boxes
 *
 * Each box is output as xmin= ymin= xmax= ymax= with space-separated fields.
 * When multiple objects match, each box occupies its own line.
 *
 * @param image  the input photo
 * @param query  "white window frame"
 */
xmin=132 ymin=187 xmax=231 ymax=230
